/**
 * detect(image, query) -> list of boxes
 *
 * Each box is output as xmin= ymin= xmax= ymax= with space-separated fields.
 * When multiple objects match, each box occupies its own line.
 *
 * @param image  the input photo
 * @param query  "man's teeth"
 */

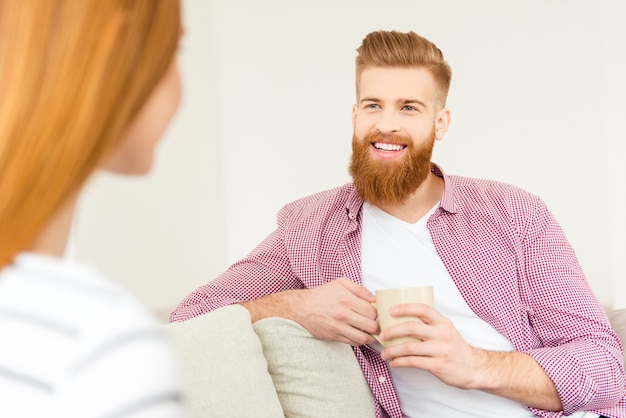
xmin=374 ymin=142 xmax=404 ymax=151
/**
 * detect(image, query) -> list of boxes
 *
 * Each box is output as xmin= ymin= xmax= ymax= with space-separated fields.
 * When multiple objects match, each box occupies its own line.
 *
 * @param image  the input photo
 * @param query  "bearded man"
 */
xmin=171 ymin=30 xmax=624 ymax=418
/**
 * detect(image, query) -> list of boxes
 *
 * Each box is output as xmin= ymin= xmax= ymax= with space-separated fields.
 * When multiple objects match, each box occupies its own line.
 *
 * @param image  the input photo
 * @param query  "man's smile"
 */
xmin=371 ymin=142 xmax=408 ymax=160
xmin=372 ymin=142 xmax=407 ymax=152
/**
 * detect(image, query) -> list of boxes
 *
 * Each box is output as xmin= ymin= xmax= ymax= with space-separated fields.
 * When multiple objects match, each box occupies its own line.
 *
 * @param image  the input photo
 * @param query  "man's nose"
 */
xmin=374 ymin=109 xmax=400 ymax=134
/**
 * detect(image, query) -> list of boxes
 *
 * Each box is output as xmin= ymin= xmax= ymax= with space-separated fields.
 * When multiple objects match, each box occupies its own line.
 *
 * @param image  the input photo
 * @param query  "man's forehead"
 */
xmin=358 ymin=66 xmax=436 ymax=102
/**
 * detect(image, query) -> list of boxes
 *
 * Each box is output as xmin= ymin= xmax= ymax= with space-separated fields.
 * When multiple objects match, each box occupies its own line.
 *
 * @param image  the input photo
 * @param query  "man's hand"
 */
xmin=241 ymin=278 xmax=378 ymax=346
xmin=378 ymin=302 xmax=479 ymax=388
xmin=379 ymin=303 xmax=563 ymax=411
xmin=294 ymin=278 xmax=378 ymax=345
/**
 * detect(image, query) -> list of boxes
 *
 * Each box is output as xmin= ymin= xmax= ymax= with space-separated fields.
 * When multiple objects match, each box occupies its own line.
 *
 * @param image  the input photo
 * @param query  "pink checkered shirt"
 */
xmin=172 ymin=165 xmax=625 ymax=417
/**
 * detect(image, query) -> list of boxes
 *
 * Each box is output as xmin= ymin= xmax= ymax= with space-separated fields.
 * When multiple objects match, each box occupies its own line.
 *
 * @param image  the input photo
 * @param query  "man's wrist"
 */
xmin=240 ymin=289 xmax=302 ymax=323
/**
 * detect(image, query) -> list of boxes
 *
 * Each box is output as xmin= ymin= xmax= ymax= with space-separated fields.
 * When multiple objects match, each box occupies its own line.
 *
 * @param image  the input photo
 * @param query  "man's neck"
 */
xmin=373 ymin=172 xmax=444 ymax=224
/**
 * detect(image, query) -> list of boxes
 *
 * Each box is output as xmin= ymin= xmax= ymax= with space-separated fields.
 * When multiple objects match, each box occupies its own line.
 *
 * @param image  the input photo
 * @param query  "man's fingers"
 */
xmin=390 ymin=302 xmax=440 ymax=324
xmin=337 ymin=277 xmax=376 ymax=301
xmin=341 ymin=328 xmax=377 ymax=346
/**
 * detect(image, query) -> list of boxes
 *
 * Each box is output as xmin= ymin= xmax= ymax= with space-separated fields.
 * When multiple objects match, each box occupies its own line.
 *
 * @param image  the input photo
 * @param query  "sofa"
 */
xmin=161 ymin=305 xmax=626 ymax=418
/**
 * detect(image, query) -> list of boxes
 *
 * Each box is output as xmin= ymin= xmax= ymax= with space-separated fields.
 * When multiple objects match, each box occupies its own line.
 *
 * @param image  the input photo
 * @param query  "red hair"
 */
xmin=355 ymin=30 xmax=452 ymax=109
xmin=0 ymin=0 xmax=181 ymax=267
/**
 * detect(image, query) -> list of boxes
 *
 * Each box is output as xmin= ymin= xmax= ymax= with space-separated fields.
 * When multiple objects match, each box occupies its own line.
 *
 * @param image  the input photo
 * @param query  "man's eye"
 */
xmin=366 ymin=104 xmax=379 ymax=109
xmin=402 ymin=105 xmax=415 ymax=111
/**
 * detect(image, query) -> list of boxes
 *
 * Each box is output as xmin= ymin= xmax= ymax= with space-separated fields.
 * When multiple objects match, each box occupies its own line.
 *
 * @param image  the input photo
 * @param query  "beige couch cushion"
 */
xmin=253 ymin=316 xmax=376 ymax=418
xmin=162 ymin=304 xmax=375 ymax=417
xmin=162 ymin=305 xmax=284 ymax=418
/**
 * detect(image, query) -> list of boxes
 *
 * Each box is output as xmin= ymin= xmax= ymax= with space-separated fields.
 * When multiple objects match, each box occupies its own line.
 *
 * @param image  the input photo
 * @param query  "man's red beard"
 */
xmin=349 ymin=129 xmax=435 ymax=207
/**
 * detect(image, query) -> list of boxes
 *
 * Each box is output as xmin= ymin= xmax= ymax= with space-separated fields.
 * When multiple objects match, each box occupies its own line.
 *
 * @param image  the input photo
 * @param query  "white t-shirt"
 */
xmin=361 ymin=202 xmax=598 ymax=418
xmin=0 ymin=253 xmax=184 ymax=418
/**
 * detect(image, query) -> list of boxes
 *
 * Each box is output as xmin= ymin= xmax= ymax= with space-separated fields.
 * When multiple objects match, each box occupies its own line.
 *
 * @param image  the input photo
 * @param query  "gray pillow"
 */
xmin=162 ymin=305 xmax=284 ymax=418
xmin=253 ymin=317 xmax=376 ymax=418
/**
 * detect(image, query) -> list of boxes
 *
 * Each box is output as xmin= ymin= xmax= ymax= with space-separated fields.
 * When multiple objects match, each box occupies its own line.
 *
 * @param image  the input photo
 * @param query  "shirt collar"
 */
xmin=345 ymin=162 xmax=458 ymax=219
xmin=431 ymin=163 xmax=458 ymax=214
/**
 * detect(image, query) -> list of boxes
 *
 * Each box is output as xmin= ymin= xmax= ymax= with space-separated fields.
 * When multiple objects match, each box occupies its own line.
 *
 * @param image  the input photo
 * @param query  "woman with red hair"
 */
xmin=0 ymin=1 xmax=185 ymax=416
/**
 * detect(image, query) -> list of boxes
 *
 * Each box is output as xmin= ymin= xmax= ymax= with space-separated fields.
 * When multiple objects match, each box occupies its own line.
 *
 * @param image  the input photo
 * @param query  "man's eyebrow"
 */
xmin=398 ymin=98 xmax=427 ymax=108
xmin=359 ymin=97 xmax=380 ymax=104
xmin=358 ymin=97 xmax=427 ymax=108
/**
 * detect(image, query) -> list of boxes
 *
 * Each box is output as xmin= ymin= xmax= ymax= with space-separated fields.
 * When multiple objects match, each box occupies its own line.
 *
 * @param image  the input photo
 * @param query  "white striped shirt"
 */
xmin=0 ymin=253 xmax=184 ymax=418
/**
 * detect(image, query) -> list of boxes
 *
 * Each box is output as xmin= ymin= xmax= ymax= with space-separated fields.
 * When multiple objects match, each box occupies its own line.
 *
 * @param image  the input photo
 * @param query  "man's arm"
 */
xmin=242 ymin=277 xmax=379 ymax=346
xmin=379 ymin=303 xmax=563 ymax=411
xmin=169 ymin=229 xmax=302 ymax=322
xmin=471 ymin=350 xmax=561 ymax=410
xmin=519 ymin=198 xmax=625 ymax=412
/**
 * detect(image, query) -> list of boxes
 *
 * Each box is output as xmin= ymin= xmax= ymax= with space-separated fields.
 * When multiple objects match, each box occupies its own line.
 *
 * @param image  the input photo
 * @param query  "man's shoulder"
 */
xmin=448 ymin=174 xmax=541 ymax=203
xmin=438 ymin=174 xmax=555 ymax=238
xmin=443 ymin=173 xmax=547 ymax=219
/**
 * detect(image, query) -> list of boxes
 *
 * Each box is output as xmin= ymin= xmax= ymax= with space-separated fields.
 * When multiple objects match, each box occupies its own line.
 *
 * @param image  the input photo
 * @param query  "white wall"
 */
xmin=602 ymin=0 xmax=626 ymax=309
xmin=75 ymin=0 xmax=626 ymax=313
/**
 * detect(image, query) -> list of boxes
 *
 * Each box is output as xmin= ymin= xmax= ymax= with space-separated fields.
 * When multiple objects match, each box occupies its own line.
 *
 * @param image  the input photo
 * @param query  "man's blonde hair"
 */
xmin=355 ymin=30 xmax=452 ymax=109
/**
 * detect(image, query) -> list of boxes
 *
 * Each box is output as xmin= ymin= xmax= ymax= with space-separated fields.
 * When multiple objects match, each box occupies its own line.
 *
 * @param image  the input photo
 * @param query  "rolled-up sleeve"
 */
xmin=522 ymin=199 xmax=625 ymax=414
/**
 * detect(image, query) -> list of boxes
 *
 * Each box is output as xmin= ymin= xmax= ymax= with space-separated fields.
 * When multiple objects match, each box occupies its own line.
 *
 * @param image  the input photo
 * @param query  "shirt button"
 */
xmin=378 ymin=376 xmax=386 ymax=383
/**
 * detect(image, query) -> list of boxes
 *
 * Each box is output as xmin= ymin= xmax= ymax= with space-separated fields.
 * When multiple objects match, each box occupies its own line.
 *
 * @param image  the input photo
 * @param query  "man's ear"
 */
xmin=351 ymin=104 xmax=358 ymax=128
xmin=434 ymin=108 xmax=451 ymax=140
